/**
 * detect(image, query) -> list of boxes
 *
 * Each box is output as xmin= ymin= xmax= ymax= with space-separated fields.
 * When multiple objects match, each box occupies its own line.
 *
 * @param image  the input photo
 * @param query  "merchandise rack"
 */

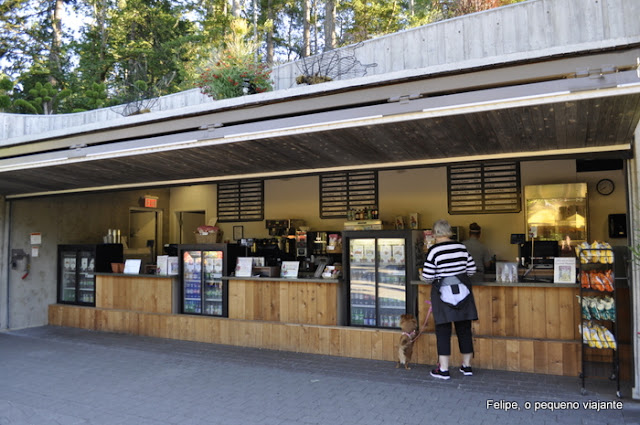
xmin=578 ymin=248 xmax=620 ymax=397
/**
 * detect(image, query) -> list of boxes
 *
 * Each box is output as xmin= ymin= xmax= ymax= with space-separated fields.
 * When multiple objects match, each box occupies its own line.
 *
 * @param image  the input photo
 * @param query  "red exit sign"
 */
xmin=143 ymin=196 xmax=158 ymax=208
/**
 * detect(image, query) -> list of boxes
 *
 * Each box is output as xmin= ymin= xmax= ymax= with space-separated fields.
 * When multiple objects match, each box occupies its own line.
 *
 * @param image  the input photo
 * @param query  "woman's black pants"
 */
xmin=435 ymin=320 xmax=474 ymax=356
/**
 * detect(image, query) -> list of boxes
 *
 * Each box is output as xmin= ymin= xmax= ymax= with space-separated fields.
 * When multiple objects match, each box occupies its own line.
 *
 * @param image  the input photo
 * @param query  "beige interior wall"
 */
xmin=168 ymin=159 xmax=628 ymax=262
xmin=168 ymin=184 xmax=217 ymax=243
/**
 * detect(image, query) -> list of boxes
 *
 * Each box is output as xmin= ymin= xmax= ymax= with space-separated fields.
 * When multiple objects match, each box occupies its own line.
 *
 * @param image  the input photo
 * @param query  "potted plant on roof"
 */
xmin=196 ymin=20 xmax=272 ymax=100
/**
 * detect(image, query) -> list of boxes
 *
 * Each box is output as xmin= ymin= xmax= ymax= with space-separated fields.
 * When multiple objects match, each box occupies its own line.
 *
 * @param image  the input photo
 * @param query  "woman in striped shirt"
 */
xmin=422 ymin=219 xmax=478 ymax=380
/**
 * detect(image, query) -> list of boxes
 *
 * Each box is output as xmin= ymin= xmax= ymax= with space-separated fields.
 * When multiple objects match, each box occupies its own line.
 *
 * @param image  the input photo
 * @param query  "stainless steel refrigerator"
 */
xmin=342 ymin=230 xmax=421 ymax=328
xmin=179 ymin=244 xmax=241 ymax=316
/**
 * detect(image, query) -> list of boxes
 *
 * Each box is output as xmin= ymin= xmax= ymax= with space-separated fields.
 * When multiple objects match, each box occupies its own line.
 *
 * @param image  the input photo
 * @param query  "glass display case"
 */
xmin=524 ymin=183 xmax=588 ymax=243
xmin=342 ymin=230 xmax=421 ymax=328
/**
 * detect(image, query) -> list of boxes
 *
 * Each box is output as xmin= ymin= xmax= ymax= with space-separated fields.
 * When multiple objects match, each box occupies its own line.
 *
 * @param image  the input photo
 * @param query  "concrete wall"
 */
xmin=0 ymin=89 xmax=213 ymax=143
xmin=4 ymin=188 xmax=170 ymax=329
xmin=271 ymin=0 xmax=640 ymax=89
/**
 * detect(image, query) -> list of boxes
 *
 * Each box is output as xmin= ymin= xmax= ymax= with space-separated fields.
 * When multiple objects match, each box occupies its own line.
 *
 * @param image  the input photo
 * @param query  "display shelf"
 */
xmin=578 ymin=247 xmax=620 ymax=397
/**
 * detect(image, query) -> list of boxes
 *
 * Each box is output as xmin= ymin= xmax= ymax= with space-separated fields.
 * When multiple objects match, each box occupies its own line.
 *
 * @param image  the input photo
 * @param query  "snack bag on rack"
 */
xmin=601 ymin=242 xmax=614 ymax=264
xmin=596 ymin=325 xmax=609 ymax=349
xmin=577 ymin=242 xmax=591 ymax=264
xmin=590 ymin=241 xmax=600 ymax=263
xmin=603 ymin=327 xmax=617 ymax=350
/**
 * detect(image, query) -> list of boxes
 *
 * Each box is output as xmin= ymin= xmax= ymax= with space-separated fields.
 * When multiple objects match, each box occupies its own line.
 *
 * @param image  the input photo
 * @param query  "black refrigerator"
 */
xmin=179 ymin=244 xmax=241 ymax=317
xmin=57 ymin=244 xmax=123 ymax=306
xmin=342 ymin=230 xmax=422 ymax=328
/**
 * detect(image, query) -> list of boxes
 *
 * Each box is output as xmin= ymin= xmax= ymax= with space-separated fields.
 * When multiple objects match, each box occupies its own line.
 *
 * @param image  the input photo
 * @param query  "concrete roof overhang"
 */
xmin=1 ymin=48 xmax=640 ymax=199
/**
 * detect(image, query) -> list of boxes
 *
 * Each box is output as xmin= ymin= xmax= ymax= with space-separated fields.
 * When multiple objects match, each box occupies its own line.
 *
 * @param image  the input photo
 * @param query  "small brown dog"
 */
xmin=396 ymin=314 xmax=418 ymax=370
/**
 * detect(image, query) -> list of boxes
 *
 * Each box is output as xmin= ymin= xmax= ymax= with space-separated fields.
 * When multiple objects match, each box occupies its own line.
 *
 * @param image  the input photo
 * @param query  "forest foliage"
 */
xmin=0 ymin=0 xmax=523 ymax=115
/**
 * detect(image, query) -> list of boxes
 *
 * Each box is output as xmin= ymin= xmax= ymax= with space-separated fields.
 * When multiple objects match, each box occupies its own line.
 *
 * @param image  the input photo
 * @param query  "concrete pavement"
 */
xmin=1 ymin=325 xmax=639 ymax=425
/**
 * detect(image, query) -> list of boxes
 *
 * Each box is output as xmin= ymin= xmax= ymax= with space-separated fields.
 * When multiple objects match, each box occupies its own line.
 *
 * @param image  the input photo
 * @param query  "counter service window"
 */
xmin=217 ymin=180 xmax=264 ymax=222
xmin=447 ymin=162 xmax=521 ymax=214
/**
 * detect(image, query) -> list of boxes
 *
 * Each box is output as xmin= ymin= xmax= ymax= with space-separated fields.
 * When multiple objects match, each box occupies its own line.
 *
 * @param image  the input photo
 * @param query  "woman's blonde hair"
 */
xmin=433 ymin=219 xmax=453 ymax=237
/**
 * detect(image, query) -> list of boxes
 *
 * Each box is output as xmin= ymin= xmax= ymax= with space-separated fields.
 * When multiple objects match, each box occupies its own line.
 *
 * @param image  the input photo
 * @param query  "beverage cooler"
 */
xmin=179 ymin=244 xmax=241 ymax=317
xmin=343 ymin=230 xmax=421 ymax=328
xmin=57 ymin=244 xmax=123 ymax=306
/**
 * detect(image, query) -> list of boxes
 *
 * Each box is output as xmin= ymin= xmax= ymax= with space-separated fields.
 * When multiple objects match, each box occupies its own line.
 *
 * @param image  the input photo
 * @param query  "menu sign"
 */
xmin=448 ymin=162 xmax=521 ymax=214
xmin=320 ymin=171 xmax=378 ymax=218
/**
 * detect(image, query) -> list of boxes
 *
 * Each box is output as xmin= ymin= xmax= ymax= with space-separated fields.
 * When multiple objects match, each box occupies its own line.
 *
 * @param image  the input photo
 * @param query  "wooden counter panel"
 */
xmin=48 ymin=304 xmax=591 ymax=377
xmin=96 ymin=275 xmax=174 ymax=314
xmin=228 ymin=279 xmax=337 ymax=325
xmin=417 ymin=284 xmax=580 ymax=341
xmin=48 ymin=283 xmax=630 ymax=379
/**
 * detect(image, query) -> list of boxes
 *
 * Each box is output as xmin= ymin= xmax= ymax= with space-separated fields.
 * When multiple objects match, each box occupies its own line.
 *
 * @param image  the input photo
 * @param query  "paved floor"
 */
xmin=1 ymin=326 xmax=639 ymax=425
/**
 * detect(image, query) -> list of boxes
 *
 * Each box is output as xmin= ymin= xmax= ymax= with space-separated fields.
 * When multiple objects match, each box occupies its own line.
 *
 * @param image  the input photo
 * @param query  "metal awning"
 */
xmin=1 ymin=49 xmax=639 ymax=199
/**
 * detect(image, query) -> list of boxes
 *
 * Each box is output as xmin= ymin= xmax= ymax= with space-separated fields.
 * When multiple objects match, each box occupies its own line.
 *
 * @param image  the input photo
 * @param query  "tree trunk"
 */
xmin=252 ymin=0 xmax=258 ymax=62
xmin=91 ymin=0 xmax=109 ymax=82
xmin=302 ymin=0 xmax=310 ymax=57
xmin=47 ymin=0 xmax=64 ymax=114
xmin=324 ymin=0 xmax=336 ymax=51
xmin=266 ymin=0 xmax=274 ymax=65
xmin=231 ymin=0 xmax=241 ymax=17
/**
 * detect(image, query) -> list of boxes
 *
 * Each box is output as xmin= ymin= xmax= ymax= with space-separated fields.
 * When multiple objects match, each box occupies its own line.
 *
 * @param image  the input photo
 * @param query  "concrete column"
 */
xmin=630 ymin=123 xmax=640 ymax=400
xmin=0 ymin=197 xmax=7 ymax=330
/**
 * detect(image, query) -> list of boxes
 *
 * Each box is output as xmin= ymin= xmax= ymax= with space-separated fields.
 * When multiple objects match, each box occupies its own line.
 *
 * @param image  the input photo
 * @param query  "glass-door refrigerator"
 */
xmin=343 ymin=230 xmax=421 ymax=328
xmin=179 ymin=244 xmax=241 ymax=317
xmin=57 ymin=244 xmax=123 ymax=306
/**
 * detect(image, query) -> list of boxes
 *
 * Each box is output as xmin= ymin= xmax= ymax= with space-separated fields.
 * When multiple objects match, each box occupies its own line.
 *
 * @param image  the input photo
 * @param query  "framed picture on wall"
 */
xmin=233 ymin=225 xmax=244 ymax=241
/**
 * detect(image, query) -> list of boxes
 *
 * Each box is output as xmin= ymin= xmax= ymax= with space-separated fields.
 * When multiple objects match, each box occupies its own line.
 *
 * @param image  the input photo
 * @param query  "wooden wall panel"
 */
xmin=228 ymin=280 xmax=338 ymax=325
xmin=48 ymin=283 xmax=622 ymax=379
xmin=491 ymin=287 xmax=507 ymax=336
xmin=419 ymin=284 xmax=580 ymax=341
xmin=491 ymin=339 xmax=507 ymax=370
xmin=504 ymin=287 xmax=519 ymax=337
xmin=96 ymin=276 xmax=175 ymax=314
xmin=96 ymin=309 xmax=138 ymax=334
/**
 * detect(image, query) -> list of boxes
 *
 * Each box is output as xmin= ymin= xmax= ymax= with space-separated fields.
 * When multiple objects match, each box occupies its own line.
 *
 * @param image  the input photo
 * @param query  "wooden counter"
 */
xmin=49 ymin=277 xmax=630 ymax=378
xmin=96 ymin=273 xmax=179 ymax=314
xmin=413 ymin=281 xmax=631 ymax=379
xmin=226 ymin=277 xmax=340 ymax=325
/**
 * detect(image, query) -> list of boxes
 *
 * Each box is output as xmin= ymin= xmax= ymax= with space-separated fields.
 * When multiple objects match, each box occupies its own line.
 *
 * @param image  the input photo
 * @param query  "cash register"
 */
xmin=520 ymin=240 xmax=559 ymax=282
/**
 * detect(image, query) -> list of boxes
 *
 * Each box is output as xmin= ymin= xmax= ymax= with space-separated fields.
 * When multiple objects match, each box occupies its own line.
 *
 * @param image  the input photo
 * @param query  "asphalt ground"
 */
xmin=1 ymin=325 xmax=639 ymax=425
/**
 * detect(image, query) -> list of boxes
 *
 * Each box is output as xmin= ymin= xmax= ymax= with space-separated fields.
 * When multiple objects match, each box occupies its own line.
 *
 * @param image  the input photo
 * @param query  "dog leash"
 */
xmin=410 ymin=299 xmax=432 ymax=343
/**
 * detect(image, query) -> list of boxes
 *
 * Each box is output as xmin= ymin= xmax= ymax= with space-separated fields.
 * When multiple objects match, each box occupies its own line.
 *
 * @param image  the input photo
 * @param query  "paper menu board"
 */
xmin=168 ymin=257 xmax=179 ymax=275
xmin=281 ymin=261 xmax=300 ymax=278
xmin=157 ymin=255 xmax=169 ymax=275
xmin=554 ymin=257 xmax=576 ymax=284
xmin=124 ymin=259 xmax=141 ymax=274
xmin=235 ymin=257 xmax=254 ymax=277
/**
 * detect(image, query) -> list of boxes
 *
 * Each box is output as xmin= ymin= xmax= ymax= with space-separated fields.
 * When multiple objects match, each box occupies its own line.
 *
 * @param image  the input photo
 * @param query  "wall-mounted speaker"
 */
xmin=608 ymin=214 xmax=627 ymax=238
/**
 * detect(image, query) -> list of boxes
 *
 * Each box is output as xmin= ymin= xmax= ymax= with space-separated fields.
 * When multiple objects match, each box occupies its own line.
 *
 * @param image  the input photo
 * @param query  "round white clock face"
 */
xmin=596 ymin=178 xmax=614 ymax=196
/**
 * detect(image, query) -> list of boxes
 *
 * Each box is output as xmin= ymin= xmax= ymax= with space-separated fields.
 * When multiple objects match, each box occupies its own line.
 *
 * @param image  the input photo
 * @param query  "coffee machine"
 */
xmin=265 ymin=219 xmax=305 ymax=237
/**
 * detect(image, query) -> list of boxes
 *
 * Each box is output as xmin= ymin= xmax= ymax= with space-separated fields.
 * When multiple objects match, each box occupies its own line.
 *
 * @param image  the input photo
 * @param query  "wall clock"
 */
xmin=596 ymin=178 xmax=615 ymax=196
